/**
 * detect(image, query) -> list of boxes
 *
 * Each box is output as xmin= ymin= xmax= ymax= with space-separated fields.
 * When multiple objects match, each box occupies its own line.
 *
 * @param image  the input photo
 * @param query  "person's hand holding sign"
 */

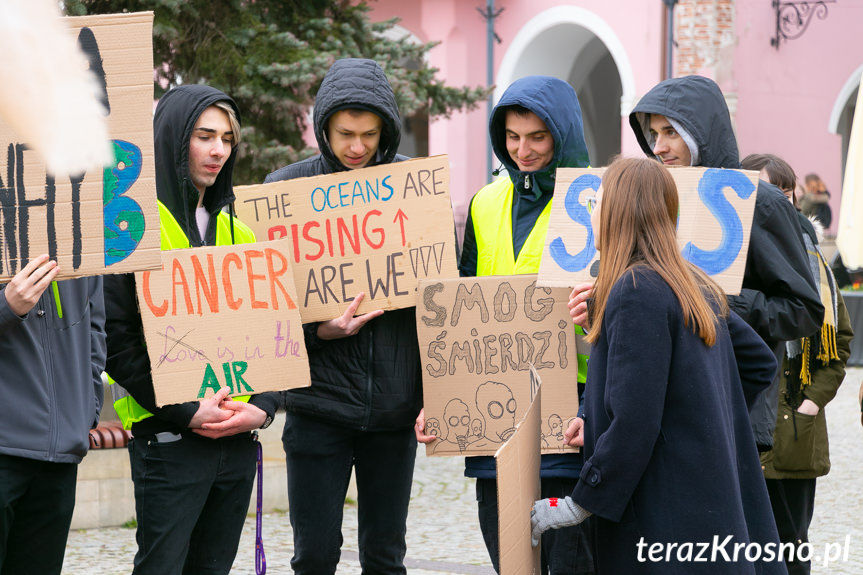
xmin=3 ymin=254 xmax=60 ymax=316
xmin=414 ymin=408 xmax=437 ymax=444
xmin=316 ymin=292 xmax=384 ymax=340
xmin=195 ymin=394 xmax=269 ymax=439
xmin=189 ymin=386 xmax=234 ymax=430
xmin=563 ymin=417 xmax=585 ymax=447
xmin=567 ymin=282 xmax=593 ymax=330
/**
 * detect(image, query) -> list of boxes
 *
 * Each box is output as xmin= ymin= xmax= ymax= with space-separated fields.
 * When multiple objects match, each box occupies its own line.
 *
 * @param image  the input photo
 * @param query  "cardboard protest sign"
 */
xmin=537 ymin=167 xmax=759 ymax=294
xmin=0 ymin=12 xmax=160 ymax=280
xmin=496 ymin=369 xmax=541 ymax=575
xmin=135 ymin=239 xmax=310 ymax=406
xmin=417 ymin=274 xmax=579 ymax=457
xmin=233 ymin=156 xmax=458 ymax=322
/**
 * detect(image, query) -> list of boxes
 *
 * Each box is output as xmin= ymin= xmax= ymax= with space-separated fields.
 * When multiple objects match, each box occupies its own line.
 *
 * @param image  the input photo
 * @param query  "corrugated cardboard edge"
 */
xmin=495 ymin=370 xmax=541 ymax=575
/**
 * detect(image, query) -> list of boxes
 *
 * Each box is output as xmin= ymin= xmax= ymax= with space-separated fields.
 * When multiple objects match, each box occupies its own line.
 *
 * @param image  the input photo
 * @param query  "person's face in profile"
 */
xmin=649 ymin=114 xmax=691 ymax=167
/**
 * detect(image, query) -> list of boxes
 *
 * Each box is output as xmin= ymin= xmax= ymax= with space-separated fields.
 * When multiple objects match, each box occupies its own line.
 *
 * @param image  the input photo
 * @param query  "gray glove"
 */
xmin=530 ymin=496 xmax=592 ymax=547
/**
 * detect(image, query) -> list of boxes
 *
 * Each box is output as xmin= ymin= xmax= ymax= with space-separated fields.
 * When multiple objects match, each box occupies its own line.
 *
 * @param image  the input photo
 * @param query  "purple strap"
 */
xmin=255 ymin=436 xmax=267 ymax=575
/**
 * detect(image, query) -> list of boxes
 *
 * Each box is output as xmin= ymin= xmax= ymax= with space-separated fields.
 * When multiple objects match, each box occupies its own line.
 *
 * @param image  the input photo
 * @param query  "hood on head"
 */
xmin=312 ymin=58 xmax=402 ymax=173
xmin=629 ymin=75 xmax=740 ymax=169
xmin=153 ymin=84 xmax=241 ymax=224
xmin=489 ymin=76 xmax=590 ymax=193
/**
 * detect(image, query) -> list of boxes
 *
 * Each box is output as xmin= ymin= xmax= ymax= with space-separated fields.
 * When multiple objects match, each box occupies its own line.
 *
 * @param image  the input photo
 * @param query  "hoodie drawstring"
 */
xmin=51 ymin=281 xmax=62 ymax=318
xmin=229 ymin=202 xmax=236 ymax=245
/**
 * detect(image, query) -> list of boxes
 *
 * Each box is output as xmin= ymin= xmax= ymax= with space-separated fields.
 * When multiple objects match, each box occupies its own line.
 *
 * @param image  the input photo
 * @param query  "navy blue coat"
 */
xmin=572 ymin=267 xmax=786 ymax=574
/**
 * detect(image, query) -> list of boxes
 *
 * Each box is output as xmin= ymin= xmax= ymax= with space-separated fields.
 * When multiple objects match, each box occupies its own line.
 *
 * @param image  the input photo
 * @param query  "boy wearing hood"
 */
xmin=623 ymin=75 xmax=823 ymax=454
xmin=103 ymin=85 xmax=280 ymax=575
xmin=264 ymin=58 xmax=422 ymax=575
xmin=418 ymin=76 xmax=594 ymax=574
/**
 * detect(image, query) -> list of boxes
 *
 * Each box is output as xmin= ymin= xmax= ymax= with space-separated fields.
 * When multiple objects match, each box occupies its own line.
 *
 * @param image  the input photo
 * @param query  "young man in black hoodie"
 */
xmin=264 ymin=58 xmax=422 ymax=575
xmin=103 ymin=85 xmax=280 ymax=575
xmin=621 ymin=76 xmax=823 ymax=453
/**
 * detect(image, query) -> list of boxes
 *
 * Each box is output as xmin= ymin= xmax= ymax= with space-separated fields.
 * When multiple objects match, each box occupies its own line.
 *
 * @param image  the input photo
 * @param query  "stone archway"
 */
xmin=495 ymin=6 xmax=635 ymax=167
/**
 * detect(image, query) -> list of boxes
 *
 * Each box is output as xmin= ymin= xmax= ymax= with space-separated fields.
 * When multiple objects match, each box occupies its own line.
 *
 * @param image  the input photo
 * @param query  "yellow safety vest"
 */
xmin=112 ymin=201 xmax=257 ymax=429
xmin=469 ymin=177 xmax=589 ymax=383
xmin=471 ymin=178 xmax=553 ymax=276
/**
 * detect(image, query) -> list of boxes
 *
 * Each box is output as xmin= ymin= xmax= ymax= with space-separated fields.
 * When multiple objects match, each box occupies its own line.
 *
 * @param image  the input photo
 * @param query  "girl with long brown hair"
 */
xmin=531 ymin=158 xmax=787 ymax=574
xmin=584 ymin=157 xmax=726 ymax=347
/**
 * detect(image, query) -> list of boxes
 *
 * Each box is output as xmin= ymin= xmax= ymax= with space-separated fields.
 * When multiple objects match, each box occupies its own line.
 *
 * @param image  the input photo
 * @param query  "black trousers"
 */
xmin=766 ymin=477 xmax=817 ymax=575
xmin=476 ymin=476 xmax=595 ymax=574
xmin=128 ymin=432 xmax=257 ymax=575
xmin=0 ymin=455 xmax=77 ymax=575
xmin=283 ymin=412 xmax=417 ymax=575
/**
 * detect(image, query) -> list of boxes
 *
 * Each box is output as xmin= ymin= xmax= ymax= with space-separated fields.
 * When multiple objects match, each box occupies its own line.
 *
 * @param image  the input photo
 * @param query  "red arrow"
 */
xmin=393 ymin=209 xmax=408 ymax=246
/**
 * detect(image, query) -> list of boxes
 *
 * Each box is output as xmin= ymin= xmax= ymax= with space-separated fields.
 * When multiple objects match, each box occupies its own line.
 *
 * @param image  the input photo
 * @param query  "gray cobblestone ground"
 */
xmin=65 ymin=367 xmax=863 ymax=574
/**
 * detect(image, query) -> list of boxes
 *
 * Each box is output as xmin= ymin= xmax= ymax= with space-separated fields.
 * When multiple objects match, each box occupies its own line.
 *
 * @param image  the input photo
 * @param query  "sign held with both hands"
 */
xmin=136 ymin=239 xmax=310 ymax=406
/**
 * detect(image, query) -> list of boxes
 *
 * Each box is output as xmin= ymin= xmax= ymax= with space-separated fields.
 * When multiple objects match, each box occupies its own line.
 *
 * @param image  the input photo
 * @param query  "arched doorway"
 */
xmin=830 ymin=65 xmax=862 ymax=178
xmin=495 ymin=7 xmax=635 ymax=167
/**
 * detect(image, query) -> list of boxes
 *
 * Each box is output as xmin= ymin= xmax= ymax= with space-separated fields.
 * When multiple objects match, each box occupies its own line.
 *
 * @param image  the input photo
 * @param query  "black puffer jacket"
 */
xmin=630 ymin=75 xmax=824 ymax=449
xmin=265 ymin=58 xmax=421 ymax=431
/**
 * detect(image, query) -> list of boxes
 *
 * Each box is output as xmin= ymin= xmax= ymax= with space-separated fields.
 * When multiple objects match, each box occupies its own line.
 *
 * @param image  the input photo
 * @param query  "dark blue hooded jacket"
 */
xmin=460 ymin=75 xmax=590 ymax=277
xmin=461 ymin=76 xmax=589 ymax=479
xmin=629 ymin=75 xmax=823 ymax=449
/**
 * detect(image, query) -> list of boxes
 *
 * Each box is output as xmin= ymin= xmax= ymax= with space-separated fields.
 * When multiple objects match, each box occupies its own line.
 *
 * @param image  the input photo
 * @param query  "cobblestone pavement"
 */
xmin=65 ymin=367 xmax=863 ymax=574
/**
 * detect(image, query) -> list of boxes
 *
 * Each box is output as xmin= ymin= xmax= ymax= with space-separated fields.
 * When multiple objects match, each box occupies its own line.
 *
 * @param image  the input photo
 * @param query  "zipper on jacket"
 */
xmin=362 ymin=324 xmax=374 ymax=430
xmin=37 ymin=294 xmax=61 ymax=459
xmin=524 ymin=174 xmax=531 ymax=190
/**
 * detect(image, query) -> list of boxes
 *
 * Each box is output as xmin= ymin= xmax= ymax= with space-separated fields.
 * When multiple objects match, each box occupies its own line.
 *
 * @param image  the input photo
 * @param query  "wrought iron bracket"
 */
xmin=772 ymin=0 xmax=836 ymax=49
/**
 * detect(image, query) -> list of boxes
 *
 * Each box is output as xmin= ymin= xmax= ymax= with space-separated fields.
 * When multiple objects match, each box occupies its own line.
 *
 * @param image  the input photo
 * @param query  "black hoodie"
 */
xmin=265 ymin=58 xmax=406 ymax=181
xmin=630 ymin=75 xmax=823 ymax=448
xmin=264 ymin=59 xmax=422 ymax=431
xmin=104 ymin=85 xmax=279 ymax=435
xmin=153 ymin=84 xmax=241 ymax=245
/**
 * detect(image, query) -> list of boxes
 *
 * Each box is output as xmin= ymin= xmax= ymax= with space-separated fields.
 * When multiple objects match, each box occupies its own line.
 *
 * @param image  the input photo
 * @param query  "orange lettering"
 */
xmin=268 ymin=225 xmax=287 ymax=241
xmin=222 ymin=253 xmax=243 ymax=310
xmin=191 ymin=254 xmax=219 ymax=315
xmin=303 ymin=221 xmax=324 ymax=261
xmin=362 ymin=209 xmax=385 ymax=249
xmin=171 ymin=259 xmax=193 ymax=315
xmin=141 ymin=270 xmax=168 ymax=317
xmin=337 ymin=214 xmax=361 ymax=256
xmin=265 ymin=247 xmax=296 ymax=310
xmin=244 ymin=250 xmax=267 ymax=310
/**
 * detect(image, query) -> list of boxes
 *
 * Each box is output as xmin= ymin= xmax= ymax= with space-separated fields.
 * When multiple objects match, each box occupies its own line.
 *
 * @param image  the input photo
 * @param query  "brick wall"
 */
xmin=674 ymin=0 xmax=735 ymax=77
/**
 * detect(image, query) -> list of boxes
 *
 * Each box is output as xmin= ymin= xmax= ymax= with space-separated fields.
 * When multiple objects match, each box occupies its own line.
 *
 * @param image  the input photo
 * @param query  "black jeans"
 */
xmin=283 ymin=412 xmax=417 ymax=575
xmin=477 ymin=476 xmax=595 ymax=575
xmin=128 ymin=432 xmax=257 ymax=575
xmin=0 ymin=455 xmax=77 ymax=575
xmin=766 ymin=477 xmax=817 ymax=575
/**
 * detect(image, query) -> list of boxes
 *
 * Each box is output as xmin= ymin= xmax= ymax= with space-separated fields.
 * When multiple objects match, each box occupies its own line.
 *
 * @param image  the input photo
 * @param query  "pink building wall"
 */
xmin=368 ymin=1 xmax=860 ymax=236
xmin=734 ymin=1 xmax=862 ymax=235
